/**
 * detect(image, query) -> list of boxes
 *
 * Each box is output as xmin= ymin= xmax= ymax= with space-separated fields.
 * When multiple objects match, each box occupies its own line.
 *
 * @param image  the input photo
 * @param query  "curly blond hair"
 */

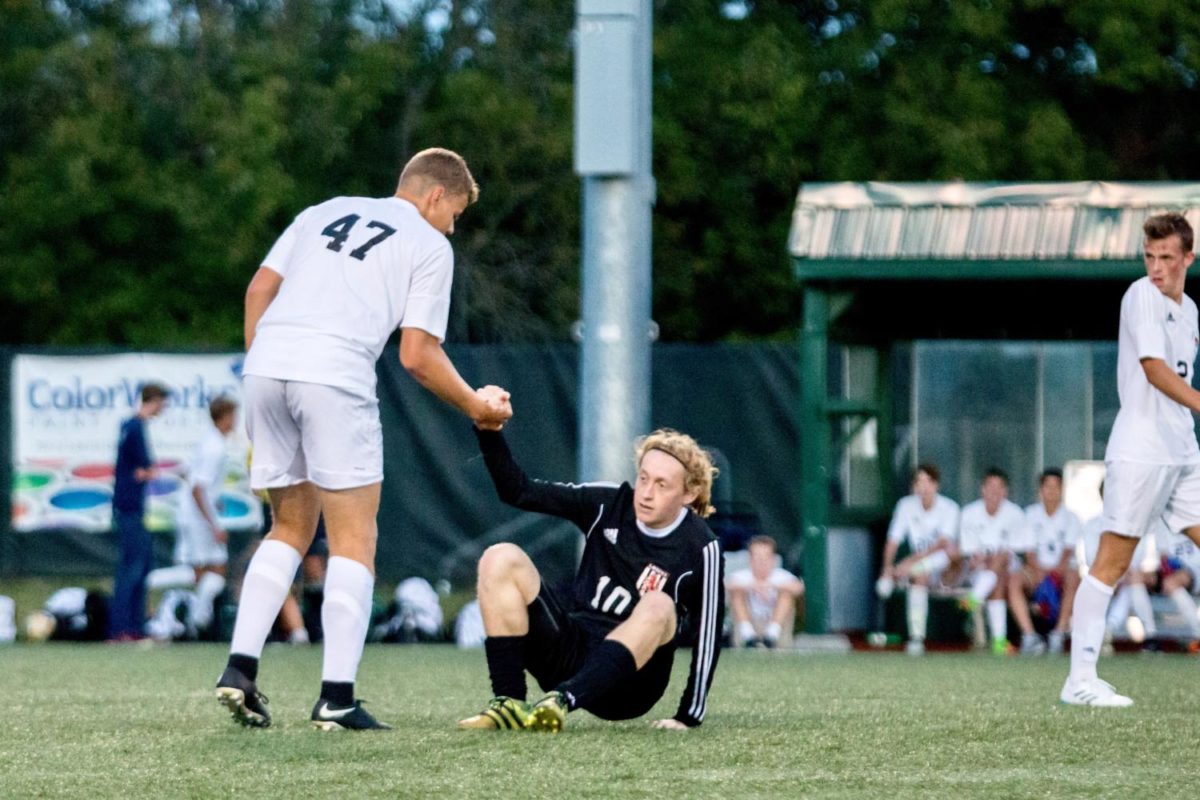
xmin=634 ymin=429 xmax=719 ymax=518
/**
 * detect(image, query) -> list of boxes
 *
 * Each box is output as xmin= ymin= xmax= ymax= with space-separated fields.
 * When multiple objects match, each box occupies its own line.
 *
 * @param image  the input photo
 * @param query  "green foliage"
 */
xmin=3 ymin=0 xmax=1200 ymax=345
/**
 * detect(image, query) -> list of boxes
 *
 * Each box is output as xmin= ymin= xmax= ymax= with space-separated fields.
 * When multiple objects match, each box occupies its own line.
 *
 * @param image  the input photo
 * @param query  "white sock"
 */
xmin=147 ymin=565 xmax=196 ymax=591
xmin=1069 ymin=574 xmax=1114 ymax=683
xmin=736 ymin=620 xmax=757 ymax=642
xmin=1169 ymin=587 xmax=1200 ymax=637
xmin=190 ymin=572 xmax=226 ymax=629
xmin=764 ymin=621 xmax=782 ymax=642
xmin=1106 ymin=586 xmax=1131 ymax=633
xmin=229 ymin=540 xmax=302 ymax=659
xmin=1129 ymin=583 xmax=1157 ymax=637
xmin=971 ymin=570 xmax=998 ymax=603
xmin=907 ymin=585 xmax=929 ymax=641
xmin=321 ymin=556 xmax=375 ymax=684
xmin=986 ymin=599 xmax=1007 ymax=644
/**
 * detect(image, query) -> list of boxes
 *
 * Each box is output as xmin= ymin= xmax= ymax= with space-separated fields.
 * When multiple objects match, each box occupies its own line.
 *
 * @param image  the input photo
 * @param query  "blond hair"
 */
xmin=634 ymin=429 xmax=718 ymax=518
xmin=397 ymin=147 xmax=479 ymax=204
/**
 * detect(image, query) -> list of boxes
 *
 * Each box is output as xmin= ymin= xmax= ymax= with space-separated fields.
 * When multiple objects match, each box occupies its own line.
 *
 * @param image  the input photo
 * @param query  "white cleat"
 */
xmin=905 ymin=639 xmax=925 ymax=656
xmin=1059 ymin=676 xmax=1133 ymax=707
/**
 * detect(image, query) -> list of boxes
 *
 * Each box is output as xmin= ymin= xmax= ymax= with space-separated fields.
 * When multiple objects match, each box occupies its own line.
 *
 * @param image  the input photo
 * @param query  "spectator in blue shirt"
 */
xmin=108 ymin=382 xmax=168 ymax=641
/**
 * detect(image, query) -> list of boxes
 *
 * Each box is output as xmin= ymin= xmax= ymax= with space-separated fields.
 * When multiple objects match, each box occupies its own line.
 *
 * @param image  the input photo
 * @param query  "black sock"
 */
xmin=227 ymin=653 xmax=259 ymax=682
xmin=484 ymin=636 xmax=527 ymax=700
xmin=321 ymin=681 xmax=354 ymax=706
xmin=558 ymin=639 xmax=637 ymax=711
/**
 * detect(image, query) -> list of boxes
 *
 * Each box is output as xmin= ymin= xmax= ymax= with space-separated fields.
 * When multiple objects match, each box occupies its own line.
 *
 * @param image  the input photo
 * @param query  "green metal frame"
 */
xmin=799 ymin=285 xmax=897 ymax=633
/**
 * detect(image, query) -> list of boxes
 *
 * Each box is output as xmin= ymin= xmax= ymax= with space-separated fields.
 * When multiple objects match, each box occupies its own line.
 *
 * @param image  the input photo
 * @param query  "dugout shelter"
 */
xmin=791 ymin=181 xmax=1200 ymax=633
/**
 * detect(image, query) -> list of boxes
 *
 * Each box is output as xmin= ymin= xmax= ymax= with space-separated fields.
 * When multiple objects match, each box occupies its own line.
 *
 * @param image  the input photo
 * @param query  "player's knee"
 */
xmin=477 ymin=543 xmax=532 ymax=583
xmin=634 ymin=590 xmax=676 ymax=629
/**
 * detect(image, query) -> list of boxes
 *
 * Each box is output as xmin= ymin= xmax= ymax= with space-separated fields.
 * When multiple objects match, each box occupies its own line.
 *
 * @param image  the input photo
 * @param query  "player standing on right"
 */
xmin=215 ymin=148 xmax=512 ymax=730
xmin=1061 ymin=213 xmax=1200 ymax=707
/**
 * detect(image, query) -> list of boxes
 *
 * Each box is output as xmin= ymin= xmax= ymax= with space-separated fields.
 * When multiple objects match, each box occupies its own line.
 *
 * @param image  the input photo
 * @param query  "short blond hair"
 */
xmin=634 ymin=429 xmax=718 ymax=518
xmin=397 ymin=147 xmax=479 ymax=203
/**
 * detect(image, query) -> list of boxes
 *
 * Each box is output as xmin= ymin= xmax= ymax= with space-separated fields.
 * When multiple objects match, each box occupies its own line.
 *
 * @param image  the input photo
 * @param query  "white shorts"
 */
xmin=173 ymin=519 xmax=228 ymax=567
xmin=244 ymin=375 xmax=383 ymax=491
xmin=1099 ymin=461 xmax=1200 ymax=539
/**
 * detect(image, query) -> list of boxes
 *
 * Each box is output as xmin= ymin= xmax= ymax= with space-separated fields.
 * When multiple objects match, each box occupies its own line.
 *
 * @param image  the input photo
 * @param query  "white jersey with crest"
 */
xmin=243 ymin=196 xmax=454 ymax=400
xmin=958 ymin=498 xmax=1026 ymax=557
xmin=886 ymin=494 xmax=960 ymax=553
xmin=1020 ymin=502 xmax=1082 ymax=570
xmin=1105 ymin=276 xmax=1200 ymax=465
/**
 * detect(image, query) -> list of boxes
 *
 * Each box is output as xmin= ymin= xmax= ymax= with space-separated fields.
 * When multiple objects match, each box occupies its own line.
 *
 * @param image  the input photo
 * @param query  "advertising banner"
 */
xmin=12 ymin=353 xmax=261 ymax=535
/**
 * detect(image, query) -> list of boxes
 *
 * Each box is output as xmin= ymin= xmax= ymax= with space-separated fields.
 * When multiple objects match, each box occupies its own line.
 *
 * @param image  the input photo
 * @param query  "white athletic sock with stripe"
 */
xmin=986 ymin=599 xmax=1007 ymax=644
xmin=1069 ymin=574 xmax=1114 ymax=683
xmin=321 ymin=556 xmax=375 ymax=684
xmin=907 ymin=585 xmax=928 ymax=642
xmin=971 ymin=570 xmax=998 ymax=603
xmin=229 ymin=540 xmax=302 ymax=659
xmin=1129 ymin=583 xmax=1157 ymax=637
xmin=1169 ymin=587 xmax=1200 ymax=637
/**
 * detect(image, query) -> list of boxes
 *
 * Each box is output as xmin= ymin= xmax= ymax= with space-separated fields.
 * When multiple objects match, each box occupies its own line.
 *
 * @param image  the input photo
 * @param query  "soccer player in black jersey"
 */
xmin=457 ymin=422 xmax=724 ymax=733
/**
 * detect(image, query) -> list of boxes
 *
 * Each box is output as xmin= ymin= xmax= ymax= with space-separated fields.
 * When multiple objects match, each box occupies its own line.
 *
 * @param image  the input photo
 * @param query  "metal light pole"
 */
xmin=574 ymin=0 xmax=654 ymax=483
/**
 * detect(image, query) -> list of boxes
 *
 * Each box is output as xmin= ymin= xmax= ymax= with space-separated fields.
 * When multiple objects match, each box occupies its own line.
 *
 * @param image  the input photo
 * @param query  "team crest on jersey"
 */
xmin=604 ymin=528 xmax=618 ymax=545
xmin=637 ymin=564 xmax=670 ymax=595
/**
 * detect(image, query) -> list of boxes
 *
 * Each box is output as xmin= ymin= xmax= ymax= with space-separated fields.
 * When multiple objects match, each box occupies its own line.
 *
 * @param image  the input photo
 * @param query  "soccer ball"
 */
xmin=23 ymin=610 xmax=56 ymax=643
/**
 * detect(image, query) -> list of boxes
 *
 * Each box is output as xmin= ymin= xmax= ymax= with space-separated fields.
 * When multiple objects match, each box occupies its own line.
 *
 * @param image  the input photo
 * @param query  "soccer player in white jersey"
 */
xmin=878 ymin=463 xmax=960 ymax=655
xmin=1010 ymin=468 xmax=1081 ymax=656
xmin=957 ymin=468 xmax=1025 ymax=655
xmin=216 ymin=148 xmax=513 ymax=730
xmin=1061 ymin=212 xmax=1200 ymax=707
xmin=176 ymin=396 xmax=238 ymax=631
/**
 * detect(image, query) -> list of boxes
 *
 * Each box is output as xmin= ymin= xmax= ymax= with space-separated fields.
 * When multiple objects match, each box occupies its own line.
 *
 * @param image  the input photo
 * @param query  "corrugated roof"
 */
xmin=789 ymin=181 xmax=1200 ymax=261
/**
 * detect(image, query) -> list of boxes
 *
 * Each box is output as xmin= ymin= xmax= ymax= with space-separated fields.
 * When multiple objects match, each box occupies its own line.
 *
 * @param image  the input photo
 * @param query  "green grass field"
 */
xmin=1 ymin=643 xmax=1195 ymax=799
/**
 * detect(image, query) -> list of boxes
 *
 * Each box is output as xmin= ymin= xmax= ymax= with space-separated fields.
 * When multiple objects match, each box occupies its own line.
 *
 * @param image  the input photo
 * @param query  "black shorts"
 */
xmin=525 ymin=582 xmax=675 ymax=721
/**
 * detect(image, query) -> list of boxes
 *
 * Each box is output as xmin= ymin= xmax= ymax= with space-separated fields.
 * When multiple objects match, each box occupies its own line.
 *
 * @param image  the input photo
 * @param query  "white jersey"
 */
xmin=1160 ymin=529 xmax=1200 ymax=578
xmin=886 ymin=494 xmax=960 ymax=553
xmin=957 ymin=498 xmax=1026 ymax=556
xmin=177 ymin=426 xmax=227 ymax=531
xmin=1020 ymin=503 xmax=1082 ymax=570
xmin=1105 ymin=276 xmax=1200 ymax=465
xmin=726 ymin=567 xmax=802 ymax=626
xmin=243 ymin=196 xmax=454 ymax=400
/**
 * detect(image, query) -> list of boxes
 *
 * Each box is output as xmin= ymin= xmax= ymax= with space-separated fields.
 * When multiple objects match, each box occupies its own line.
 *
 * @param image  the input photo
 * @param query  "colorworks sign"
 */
xmin=12 ymin=353 xmax=259 ymax=534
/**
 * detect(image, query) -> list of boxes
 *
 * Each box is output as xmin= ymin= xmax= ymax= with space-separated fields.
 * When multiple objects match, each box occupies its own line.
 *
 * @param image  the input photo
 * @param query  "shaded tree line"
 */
xmin=3 ymin=0 xmax=1200 ymax=347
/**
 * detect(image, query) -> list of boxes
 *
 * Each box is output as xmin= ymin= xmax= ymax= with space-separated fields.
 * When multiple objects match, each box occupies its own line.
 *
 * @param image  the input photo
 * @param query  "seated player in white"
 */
xmin=726 ymin=535 xmax=804 ymax=648
xmin=1062 ymin=213 xmax=1200 ymax=706
xmin=1153 ymin=529 xmax=1200 ymax=650
xmin=956 ymin=467 xmax=1025 ymax=655
xmin=877 ymin=463 xmax=960 ymax=655
xmin=1010 ymin=468 xmax=1081 ymax=656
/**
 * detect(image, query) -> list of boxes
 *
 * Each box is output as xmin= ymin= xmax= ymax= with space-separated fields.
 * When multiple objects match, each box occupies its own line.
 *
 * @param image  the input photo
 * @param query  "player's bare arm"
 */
xmin=244 ymin=266 xmax=283 ymax=350
xmin=398 ymin=327 xmax=511 ymax=427
xmin=1141 ymin=357 xmax=1200 ymax=413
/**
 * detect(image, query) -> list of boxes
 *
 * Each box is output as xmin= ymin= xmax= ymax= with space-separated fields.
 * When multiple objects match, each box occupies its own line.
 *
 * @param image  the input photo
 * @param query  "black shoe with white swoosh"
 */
xmin=311 ymin=698 xmax=392 ymax=731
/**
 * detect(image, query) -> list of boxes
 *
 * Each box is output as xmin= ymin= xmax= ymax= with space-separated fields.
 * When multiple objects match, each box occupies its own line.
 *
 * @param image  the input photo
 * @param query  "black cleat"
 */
xmin=215 ymin=666 xmax=271 ymax=728
xmin=311 ymin=698 xmax=392 ymax=731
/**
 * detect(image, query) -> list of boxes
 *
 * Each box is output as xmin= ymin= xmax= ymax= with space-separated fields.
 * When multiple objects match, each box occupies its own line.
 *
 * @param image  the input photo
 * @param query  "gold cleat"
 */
xmin=527 ymin=691 xmax=568 ymax=734
xmin=457 ymin=696 xmax=532 ymax=730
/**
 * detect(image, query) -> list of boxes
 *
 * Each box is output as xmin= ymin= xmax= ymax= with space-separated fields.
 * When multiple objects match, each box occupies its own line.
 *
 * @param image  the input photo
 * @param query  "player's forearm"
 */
xmin=399 ymin=330 xmax=489 ymax=420
xmin=192 ymin=486 xmax=219 ymax=531
xmin=1143 ymin=358 xmax=1200 ymax=413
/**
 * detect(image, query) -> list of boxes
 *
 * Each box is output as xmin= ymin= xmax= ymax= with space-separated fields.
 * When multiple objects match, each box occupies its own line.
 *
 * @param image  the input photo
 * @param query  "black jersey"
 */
xmin=476 ymin=428 xmax=723 ymax=727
